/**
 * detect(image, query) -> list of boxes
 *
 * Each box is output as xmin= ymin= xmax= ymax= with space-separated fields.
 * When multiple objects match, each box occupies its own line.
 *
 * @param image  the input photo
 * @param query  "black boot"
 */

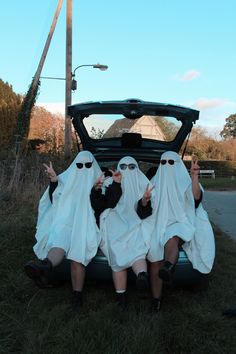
xmin=151 ymin=298 xmax=161 ymax=314
xmin=72 ymin=291 xmax=83 ymax=312
xmin=24 ymin=258 xmax=53 ymax=280
xmin=136 ymin=271 xmax=149 ymax=291
xmin=158 ymin=261 xmax=175 ymax=282
xmin=116 ymin=292 xmax=127 ymax=310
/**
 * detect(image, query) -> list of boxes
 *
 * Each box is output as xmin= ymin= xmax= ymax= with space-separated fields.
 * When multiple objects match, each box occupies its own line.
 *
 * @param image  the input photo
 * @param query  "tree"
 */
xmin=0 ymin=79 xmax=22 ymax=150
xmin=220 ymin=114 xmax=236 ymax=139
xmin=90 ymin=126 xmax=104 ymax=139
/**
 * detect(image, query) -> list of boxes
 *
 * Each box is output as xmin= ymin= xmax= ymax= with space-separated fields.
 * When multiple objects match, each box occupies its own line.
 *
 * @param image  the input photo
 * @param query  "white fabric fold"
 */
xmin=147 ymin=151 xmax=215 ymax=274
xmin=99 ymin=156 xmax=153 ymax=272
xmin=33 ymin=151 xmax=102 ymax=266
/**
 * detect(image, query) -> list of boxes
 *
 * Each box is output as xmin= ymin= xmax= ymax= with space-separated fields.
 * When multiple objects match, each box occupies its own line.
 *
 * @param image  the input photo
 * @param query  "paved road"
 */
xmin=203 ymin=191 xmax=236 ymax=241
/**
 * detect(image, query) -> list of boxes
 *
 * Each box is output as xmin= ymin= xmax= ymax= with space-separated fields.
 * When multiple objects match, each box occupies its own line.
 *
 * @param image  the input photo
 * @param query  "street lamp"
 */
xmin=40 ymin=63 xmax=108 ymax=91
xmin=71 ymin=63 xmax=108 ymax=91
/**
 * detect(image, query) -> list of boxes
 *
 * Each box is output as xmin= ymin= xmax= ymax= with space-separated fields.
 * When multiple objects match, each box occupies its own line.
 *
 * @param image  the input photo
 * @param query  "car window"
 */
xmin=83 ymin=114 xmax=182 ymax=142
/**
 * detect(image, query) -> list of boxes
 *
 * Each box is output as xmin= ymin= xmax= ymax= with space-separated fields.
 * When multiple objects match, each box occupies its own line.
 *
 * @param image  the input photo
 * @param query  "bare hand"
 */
xmin=190 ymin=155 xmax=200 ymax=178
xmin=110 ymin=170 xmax=122 ymax=183
xmin=142 ymin=184 xmax=155 ymax=206
xmin=43 ymin=162 xmax=57 ymax=182
xmin=94 ymin=173 xmax=105 ymax=190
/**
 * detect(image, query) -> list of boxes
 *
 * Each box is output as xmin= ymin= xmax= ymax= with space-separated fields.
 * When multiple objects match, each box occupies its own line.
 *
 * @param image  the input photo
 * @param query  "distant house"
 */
xmin=104 ymin=115 xmax=166 ymax=140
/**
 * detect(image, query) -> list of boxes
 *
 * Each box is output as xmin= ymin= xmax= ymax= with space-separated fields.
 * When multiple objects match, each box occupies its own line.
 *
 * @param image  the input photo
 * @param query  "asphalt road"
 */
xmin=202 ymin=191 xmax=236 ymax=241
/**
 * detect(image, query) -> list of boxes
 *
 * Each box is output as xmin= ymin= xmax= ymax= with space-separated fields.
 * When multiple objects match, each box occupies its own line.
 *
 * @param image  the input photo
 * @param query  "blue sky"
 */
xmin=1 ymin=0 xmax=236 ymax=137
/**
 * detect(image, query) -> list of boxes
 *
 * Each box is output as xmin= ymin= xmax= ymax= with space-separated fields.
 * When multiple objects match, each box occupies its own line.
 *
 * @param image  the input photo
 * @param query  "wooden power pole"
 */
xmin=32 ymin=0 xmax=64 ymax=91
xmin=64 ymin=0 xmax=73 ymax=159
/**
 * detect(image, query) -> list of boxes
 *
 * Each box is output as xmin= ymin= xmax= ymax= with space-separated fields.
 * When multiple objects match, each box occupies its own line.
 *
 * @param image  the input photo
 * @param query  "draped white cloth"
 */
xmin=33 ymin=151 xmax=102 ymax=266
xmin=99 ymin=156 xmax=153 ymax=272
xmin=147 ymin=151 xmax=215 ymax=274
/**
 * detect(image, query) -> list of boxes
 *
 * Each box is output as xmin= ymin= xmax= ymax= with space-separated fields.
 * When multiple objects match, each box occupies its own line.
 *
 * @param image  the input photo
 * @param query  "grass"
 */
xmin=1 ymin=155 xmax=236 ymax=354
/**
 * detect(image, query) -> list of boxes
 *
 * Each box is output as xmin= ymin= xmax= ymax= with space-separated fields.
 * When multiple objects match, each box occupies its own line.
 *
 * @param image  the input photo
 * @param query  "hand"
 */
xmin=110 ymin=170 xmax=122 ymax=183
xmin=94 ymin=173 xmax=105 ymax=190
xmin=190 ymin=155 xmax=200 ymax=178
xmin=142 ymin=184 xmax=155 ymax=206
xmin=43 ymin=162 xmax=57 ymax=182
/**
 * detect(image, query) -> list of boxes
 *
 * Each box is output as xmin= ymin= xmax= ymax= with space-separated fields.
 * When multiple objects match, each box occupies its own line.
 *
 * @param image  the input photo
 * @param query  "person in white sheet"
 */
xmin=98 ymin=156 xmax=154 ymax=308
xmin=24 ymin=151 xmax=105 ymax=310
xmin=147 ymin=151 xmax=215 ymax=314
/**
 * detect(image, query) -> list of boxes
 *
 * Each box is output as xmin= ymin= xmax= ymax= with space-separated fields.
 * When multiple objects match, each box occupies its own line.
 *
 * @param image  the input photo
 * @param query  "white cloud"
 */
xmin=38 ymin=102 xmax=65 ymax=115
xmin=174 ymin=69 xmax=201 ymax=82
xmin=190 ymin=99 xmax=236 ymax=135
xmin=193 ymin=98 xmax=225 ymax=110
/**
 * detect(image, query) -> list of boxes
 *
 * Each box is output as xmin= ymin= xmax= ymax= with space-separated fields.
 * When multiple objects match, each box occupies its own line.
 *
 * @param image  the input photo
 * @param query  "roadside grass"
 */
xmin=1 ymin=156 xmax=236 ymax=354
xmin=200 ymin=176 xmax=236 ymax=190
xmin=1 ymin=198 xmax=236 ymax=354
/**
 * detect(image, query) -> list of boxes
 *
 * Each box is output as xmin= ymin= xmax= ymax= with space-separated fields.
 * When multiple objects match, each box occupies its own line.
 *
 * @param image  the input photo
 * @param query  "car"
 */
xmin=46 ymin=98 xmax=209 ymax=288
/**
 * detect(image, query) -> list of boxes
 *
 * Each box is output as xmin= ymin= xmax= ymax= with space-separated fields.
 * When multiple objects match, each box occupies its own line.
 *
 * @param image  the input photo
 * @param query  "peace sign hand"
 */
xmin=110 ymin=170 xmax=122 ymax=184
xmin=142 ymin=184 xmax=155 ymax=207
xmin=94 ymin=173 xmax=105 ymax=190
xmin=43 ymin=162 xmax=57 ymax=182
xmin=190 ymin=155 xmax=200 ymax=178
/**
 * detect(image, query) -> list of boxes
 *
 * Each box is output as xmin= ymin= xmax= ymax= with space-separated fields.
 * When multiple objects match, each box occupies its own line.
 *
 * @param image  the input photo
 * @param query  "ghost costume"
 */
xmin=99 ymin=156 xmax=153 ymax=272
xmin=33 ymin=151 xmax=102 ymax=266
xmin=148 ymin=151 xmax=215 ymax=274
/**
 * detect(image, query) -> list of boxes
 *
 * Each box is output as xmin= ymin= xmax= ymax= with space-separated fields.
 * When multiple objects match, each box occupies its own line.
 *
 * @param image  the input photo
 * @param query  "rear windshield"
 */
xmin=82 ymin=114 xmax=182 ymax=142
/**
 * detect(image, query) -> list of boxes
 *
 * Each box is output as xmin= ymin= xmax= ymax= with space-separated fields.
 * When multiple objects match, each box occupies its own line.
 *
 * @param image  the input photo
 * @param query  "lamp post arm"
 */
xmin=72 ymin=64 xmax=94 ymax=77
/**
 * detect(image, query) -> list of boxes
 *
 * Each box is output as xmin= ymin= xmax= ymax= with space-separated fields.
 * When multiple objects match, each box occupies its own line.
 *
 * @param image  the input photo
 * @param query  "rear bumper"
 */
xmin=46 ymin=249 xmax=207 ymax=287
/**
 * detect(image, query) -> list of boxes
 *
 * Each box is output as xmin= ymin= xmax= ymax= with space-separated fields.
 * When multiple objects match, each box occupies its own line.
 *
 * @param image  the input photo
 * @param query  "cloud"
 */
xmin=193 ymin=98 xmax=225 ymax=110
xmin=190 ymin=99 xmax=236 ymax=135
xmin=175 ymin=69 xmax=201 ymax=82
xmin=38 ymin=102 xmax=65 ymax=115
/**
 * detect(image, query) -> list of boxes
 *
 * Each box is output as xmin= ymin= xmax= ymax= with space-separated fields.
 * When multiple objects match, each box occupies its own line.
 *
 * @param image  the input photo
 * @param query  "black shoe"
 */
xmin=136 ymin=272 xmax=149 ymax=291
xmin=116 ymin=292 xmax=127 ymax=310
xmin=158 ymin=261 xmax=175 ymax=282
xmin=151 ymin=298 xmax=161 ymax=314
xmin=72 ymin=291 xmax=83 ymax=312
xmin=24 ymin=258 xmax=53 ymax=279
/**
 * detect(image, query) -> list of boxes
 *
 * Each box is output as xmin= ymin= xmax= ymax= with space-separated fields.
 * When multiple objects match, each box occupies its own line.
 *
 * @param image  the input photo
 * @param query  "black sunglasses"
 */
xmin=76 ymin=162 xmax=93 ymax=169
xmin=160 ymin=159 xmax=175 ymax=165
xmin=119 ymin=163 xmax=137 ymax=170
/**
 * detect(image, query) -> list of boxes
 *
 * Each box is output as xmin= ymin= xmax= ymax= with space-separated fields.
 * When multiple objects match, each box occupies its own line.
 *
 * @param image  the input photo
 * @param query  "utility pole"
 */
xmin=12 ymin=0 xmax=64 ymax=153
xmin=65 ymin=0 xmax=73 ymax=158
xmin=32 ymin=0 xmax=64 ymax=90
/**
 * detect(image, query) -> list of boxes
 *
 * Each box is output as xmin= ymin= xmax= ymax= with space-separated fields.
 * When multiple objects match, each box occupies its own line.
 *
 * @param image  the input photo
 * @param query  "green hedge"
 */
xmin=184 ymin=160 xmax=236 ymax=177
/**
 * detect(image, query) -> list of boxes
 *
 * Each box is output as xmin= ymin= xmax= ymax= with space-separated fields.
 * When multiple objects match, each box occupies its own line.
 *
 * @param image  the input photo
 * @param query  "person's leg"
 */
xmin=71 ymin=261 xmax=85 ymax=291
xmin=112 ymin=270 xmax=128 ymax=309
xmin=158 ymin=236 xmax=181 ymax=282
xmin=149 ymin=261 xmax=163 ymax=313
xmin=164 ymin=236 xmax=180 ymax=265
xmin=47 ymin=247 xmax=65 ymax=267
xmin=132 ymin=259 xmax=149 ymax=290
xmin=70 ymin=261 xmax=85 ymax=311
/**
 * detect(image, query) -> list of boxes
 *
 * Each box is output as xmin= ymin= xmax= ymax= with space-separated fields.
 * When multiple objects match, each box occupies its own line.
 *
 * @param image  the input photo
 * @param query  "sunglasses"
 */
xmin=76 ymin=162 xmax=93 ymax=169
xmin=160 ymin=159 xmax=175 ymax=165
xmin=119 ymin=163 xmax=137 ymax=170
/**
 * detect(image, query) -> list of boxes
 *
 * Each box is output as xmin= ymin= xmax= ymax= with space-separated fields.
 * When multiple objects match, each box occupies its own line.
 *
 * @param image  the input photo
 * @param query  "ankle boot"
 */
xmin=136 ymin=271 xmax=149 ymax=291
xmin=72 ymin=291 xmax=83 ymax=312
xmin=116 ymin=292 xmax=127 ymax=310
xmin=151 ymin=298 xmax=161 ymax=314
xmin=158 ymin=261 xmax=175 ymax=282
xmin=24 ymin=258 xmax=53 ymax=279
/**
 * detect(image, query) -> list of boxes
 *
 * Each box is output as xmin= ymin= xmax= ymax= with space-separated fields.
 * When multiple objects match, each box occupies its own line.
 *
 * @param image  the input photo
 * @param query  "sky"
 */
xmin=1 ymin=0 xmax=236 ymax=138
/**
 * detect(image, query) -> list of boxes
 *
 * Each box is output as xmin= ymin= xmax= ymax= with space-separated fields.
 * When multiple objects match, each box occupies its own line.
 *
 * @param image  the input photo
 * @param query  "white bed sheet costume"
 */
xmin=148 ymin=151 xmax=215 ymax=274
xmin=99 ymin=156 xmax=153 ymax=272
xmin=33 ymin=151 xmax=102 ymax=266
